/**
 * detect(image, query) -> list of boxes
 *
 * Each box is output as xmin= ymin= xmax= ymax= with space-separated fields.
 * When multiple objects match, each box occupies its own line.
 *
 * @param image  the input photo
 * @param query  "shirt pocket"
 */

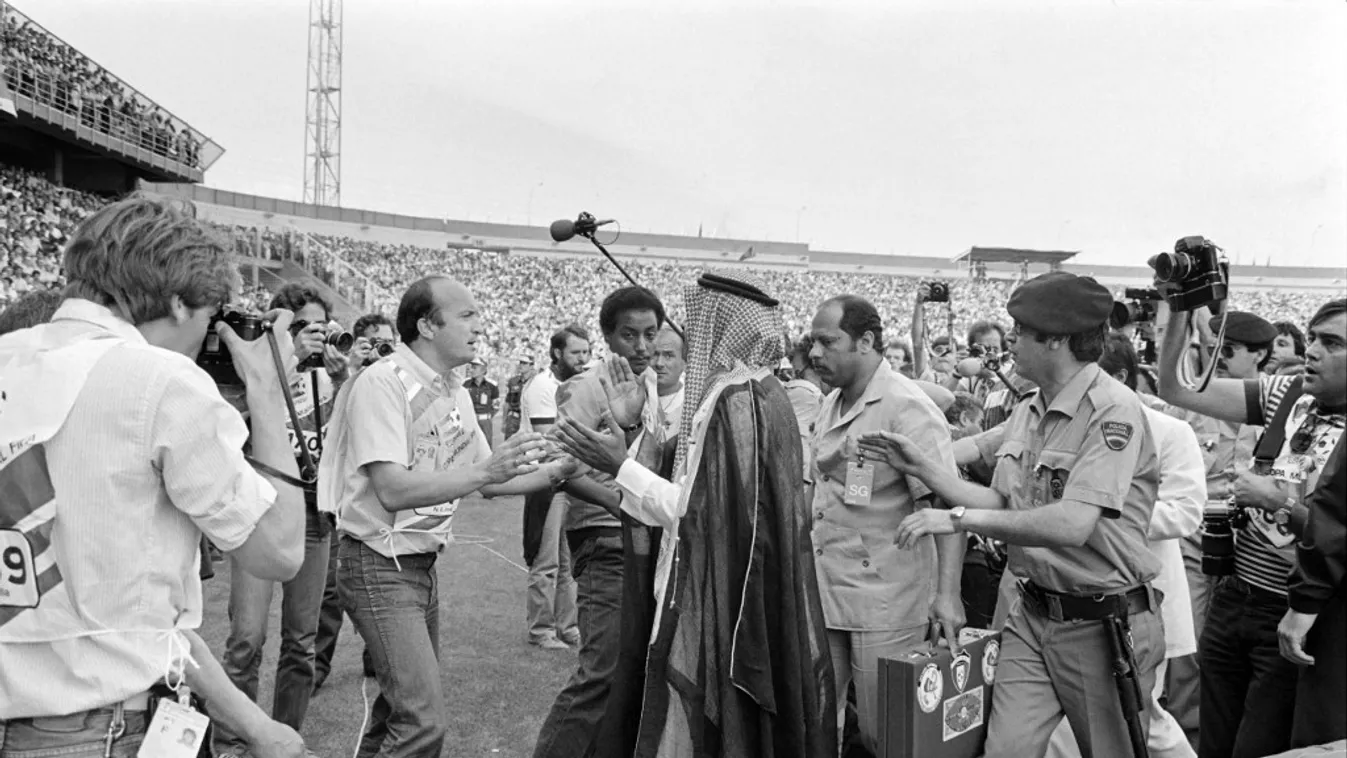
xmin=1034 ymin=448 xmax=1077 ymax=505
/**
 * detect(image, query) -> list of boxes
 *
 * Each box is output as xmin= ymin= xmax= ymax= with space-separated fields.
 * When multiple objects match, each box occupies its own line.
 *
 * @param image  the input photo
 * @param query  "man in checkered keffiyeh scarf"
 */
xmin=674 ymin=269 xmax=788 ymax=473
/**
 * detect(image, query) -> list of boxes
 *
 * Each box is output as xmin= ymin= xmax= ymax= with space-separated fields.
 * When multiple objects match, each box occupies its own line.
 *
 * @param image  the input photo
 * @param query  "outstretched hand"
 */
xmin=555 ymin=411 xmax=630 ymax=478
xmin=857 ymin=431 xmax=933 ymax=478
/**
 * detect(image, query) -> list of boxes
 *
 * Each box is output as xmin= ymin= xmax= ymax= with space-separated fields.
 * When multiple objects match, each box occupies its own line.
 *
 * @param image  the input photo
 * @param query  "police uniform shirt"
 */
xmin=990 ymin=363 xmax=1161 ymax=594
xmin=465 ymin=375 xmax=499 ymax=418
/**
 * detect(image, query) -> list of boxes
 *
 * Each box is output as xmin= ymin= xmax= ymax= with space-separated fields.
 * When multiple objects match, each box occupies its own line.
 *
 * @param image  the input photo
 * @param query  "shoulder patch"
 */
xmin=1101 ymin=421 xmax=1133 ymax=451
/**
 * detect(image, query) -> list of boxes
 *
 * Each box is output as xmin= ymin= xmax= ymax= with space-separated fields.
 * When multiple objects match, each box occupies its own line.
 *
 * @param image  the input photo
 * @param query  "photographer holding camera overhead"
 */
xmin=218 ymin=283 xmax=352 ymax=755
xmin=0 ymin=194 xmax=308 ymax=758
xmin=1155 ymin=235 xmax=1347 ymax=758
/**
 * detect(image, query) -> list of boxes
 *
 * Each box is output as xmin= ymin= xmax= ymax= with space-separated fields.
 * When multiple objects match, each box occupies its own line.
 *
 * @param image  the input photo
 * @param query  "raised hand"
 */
xmin=597 ymin=355 xmax=647 ymax=430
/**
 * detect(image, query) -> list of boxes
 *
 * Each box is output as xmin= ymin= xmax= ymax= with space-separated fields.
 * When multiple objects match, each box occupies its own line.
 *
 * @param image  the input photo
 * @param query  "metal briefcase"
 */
xmin=877 ymin=627 xmax=1001 ymax=758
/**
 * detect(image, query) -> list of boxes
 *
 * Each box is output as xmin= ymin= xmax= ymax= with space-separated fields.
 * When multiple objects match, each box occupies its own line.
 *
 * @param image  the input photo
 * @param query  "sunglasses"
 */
xmin=1204 ymin=343 xmax=1240 ymax=360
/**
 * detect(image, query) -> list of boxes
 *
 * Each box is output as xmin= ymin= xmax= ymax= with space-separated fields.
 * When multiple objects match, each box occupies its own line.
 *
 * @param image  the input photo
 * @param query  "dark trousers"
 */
xmin=1292 ymin=588 xmax=1347 ymax=747
xmin=1198 ymin=577 xmax=1298 ymax=758
xmin=532 ymin=529 xmax=625 ymax=758
xmin=961 ymin=559 xmax=1003 ymax=630
xmin=219 ymin=508 xmax=329 ymax=746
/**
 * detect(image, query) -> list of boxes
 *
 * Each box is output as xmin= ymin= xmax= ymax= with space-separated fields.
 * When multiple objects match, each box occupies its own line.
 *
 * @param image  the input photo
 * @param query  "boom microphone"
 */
xmin=549 ymin=212 xmax=615 ymax=242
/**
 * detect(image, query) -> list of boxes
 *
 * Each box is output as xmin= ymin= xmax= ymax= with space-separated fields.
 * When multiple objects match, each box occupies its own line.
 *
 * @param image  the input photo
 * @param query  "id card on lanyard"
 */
xmin=844 ymin=451 xmax=876 ymax=506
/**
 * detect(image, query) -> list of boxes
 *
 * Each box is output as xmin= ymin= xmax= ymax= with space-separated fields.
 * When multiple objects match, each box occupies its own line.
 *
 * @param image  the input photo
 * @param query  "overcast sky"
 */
xmin=25 ymin=0 xmax=1347 ymax=266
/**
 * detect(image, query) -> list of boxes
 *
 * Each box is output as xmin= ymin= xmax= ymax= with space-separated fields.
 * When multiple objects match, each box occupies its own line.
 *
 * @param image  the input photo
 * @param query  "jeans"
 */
xmin=827 ymin=626 xmax=928 ymax=754
xmin=0 ymin=708 xmax=147 ymax=758
xmin=219 ymin=507 xmax=329 ymax=745
xmin=1198 ymin=577 xmax=1298 ymax=758
xmin=527 ymin=492 xmax=578 ymax=643
xmin=338 ymin=537 xmax=445 ymax=758
xmin=532 ymin=530 xmax=625 ymax=758
xmin=314 ymin=526 xmax=344 ymax=687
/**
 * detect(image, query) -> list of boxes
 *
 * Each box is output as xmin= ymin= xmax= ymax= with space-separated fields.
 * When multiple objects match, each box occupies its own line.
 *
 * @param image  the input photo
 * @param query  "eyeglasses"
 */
xmin=1290 ymin=415 xmax=1321 ymax=455
xmin=1204 ymin=343 xmax=1240 ymax=360
xmin=931 ymin=345 xmax=953 ymax=357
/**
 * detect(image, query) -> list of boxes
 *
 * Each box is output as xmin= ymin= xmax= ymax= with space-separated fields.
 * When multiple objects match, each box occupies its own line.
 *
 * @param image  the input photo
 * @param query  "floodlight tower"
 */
xmin=303 ymin=0 xmax=342 ymax=207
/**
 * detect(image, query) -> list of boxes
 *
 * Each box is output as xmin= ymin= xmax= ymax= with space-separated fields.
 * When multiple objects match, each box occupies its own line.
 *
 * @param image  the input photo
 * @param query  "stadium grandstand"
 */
xmin=2 ymin=1 xmax=1343 ymax=381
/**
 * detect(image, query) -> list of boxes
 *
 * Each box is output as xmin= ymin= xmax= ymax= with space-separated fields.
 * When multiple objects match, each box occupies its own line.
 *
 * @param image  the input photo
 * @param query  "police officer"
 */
xmin=504 ymin=356 xmax=537 ymax=440
xmin=465 ymin=356 xmax=501 ymax=444
xmin=860 ymin=272 xmax=1164 ymax=757
xmin=1157 ymin=310 xmax=1273 ymax=748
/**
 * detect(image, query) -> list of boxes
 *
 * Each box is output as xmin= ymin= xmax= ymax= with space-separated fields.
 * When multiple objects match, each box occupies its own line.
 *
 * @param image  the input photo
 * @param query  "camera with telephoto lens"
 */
xmin=364 ymin=338 xmax=395 ymax=366
xmin=292 ymin=320 xmax=355 ymax=371
xmin=1149 ymin=236 xmax=1229 ymax=312
xmin=197 ymin=310 xmax=266 ymax=386
xmin=968 ymin=343 xmax=1003 ymax=372
xmin=922 ymin=282 xmax=950 ymax=303
xmin=1110 ymin=288 xmax=1161 ymax=329
xmin=1201 ymin=501 xmax=1249 ymax=576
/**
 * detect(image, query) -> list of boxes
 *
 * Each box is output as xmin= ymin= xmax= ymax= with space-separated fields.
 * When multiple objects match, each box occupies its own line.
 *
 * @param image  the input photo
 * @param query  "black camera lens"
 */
xmin=1152 ymin=252 xmax=1191 ymax=283
xmin=1201 ymin=504 xmax=1237 ymax=576
xmin=326 ymin=330 xmax=355 ymax=353
xmin=374 ymin=341 xmax=395 ymax=357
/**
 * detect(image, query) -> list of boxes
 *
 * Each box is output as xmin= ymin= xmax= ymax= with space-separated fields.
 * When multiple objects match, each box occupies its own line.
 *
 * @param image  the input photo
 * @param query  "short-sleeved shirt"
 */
xmin=520 ymin=370 xmax=561 ymax=434
xmin=284 ymin=363 xmax=336 ymax=506
xmin=809 ymin=361 xmax=957 ymax=630
xmin=990 ymin=363 xmax=1161 ymax=594
xmin=1234 ymin=374 xmax=1346 ymax=594
xmin=333 ymin=345 xmax=489 ymax=557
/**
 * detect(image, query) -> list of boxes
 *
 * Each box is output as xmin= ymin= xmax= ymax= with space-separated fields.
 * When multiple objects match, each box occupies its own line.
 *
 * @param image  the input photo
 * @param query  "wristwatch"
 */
xmin=950 ymin=506 xmax=967 ymax=532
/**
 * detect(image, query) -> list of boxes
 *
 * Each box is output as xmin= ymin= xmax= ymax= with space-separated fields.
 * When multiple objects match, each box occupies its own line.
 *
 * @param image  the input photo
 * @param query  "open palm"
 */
xmin=598 ymin=355 xmax=647 ymax=430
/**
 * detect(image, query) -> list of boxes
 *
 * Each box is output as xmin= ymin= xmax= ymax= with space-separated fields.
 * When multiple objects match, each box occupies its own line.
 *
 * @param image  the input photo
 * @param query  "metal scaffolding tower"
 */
xmin=303 ymin=0 xmax=342 ymax=206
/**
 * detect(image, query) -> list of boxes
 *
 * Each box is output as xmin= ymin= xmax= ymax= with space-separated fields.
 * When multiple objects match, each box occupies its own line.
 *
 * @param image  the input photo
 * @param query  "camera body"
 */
xmin=1110 ymin=288 xmax=1161 ymax=329
xmin=922 ymin=282 xmax=950 ymax=303
xmin=1149 ymin=236 xmax=1229 ymax=312
xmin=968 ymin=343 xmax=1003 ymax=372
xmin=197 ymin=311 xmax=266 ymax=386
xmin=1201 ymin=501 xmax=1250 ymax=576
xmin=293 ymin=319 xmax=355 ymax=371
xmin=364 ymin=338 xmax=395 ymax=367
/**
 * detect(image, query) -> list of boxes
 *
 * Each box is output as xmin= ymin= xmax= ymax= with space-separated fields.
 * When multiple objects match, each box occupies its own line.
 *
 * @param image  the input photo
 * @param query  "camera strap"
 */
xmin=242 ymin=328 xmax=320 ymax=489
xmin=1190 ymin=309 xmax=1230 ymax=393
xmin=1252 ymin=377 xmax=1306 ymax=472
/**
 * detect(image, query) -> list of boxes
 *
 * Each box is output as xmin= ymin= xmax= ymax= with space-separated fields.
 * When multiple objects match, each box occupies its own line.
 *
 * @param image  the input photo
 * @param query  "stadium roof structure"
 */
xmin=954 ymin=246 xmax=1080 ymax=266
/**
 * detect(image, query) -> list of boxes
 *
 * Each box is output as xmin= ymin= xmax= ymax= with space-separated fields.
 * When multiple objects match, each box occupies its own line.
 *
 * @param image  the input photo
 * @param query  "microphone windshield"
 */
xmin=549 ymin=219 xmax=577 ymax=242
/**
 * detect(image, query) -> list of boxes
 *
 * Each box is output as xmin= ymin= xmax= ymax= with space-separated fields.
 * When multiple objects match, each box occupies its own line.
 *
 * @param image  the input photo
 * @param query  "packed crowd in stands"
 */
xmin=1 ymin=162 xmax=1340 ymax=377
xmin=2 ymin=9 xmax=202 ymax=167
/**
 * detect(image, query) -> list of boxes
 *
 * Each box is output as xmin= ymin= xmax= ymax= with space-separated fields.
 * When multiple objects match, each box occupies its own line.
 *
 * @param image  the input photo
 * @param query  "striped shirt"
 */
xmin=1235 ymin=375 xmax=1345 ymax=595
xmin=0 ymin=300 xmax=276 ymax=718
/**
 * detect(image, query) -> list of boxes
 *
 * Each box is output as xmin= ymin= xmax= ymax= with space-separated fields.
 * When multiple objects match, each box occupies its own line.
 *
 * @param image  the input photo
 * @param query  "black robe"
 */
xmin=599 ymin=373 xmax=836 ymax=758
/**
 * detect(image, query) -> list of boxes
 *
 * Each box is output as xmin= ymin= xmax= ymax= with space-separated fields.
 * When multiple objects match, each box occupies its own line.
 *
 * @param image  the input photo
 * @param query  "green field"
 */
xmin=197 ymin=494 xmax=575 ymax=758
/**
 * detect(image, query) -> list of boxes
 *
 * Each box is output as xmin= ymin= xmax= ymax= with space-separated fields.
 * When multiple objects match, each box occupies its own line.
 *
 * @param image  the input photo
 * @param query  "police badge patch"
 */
xmin=1101 ymin=421 xmax=1134 ymax=451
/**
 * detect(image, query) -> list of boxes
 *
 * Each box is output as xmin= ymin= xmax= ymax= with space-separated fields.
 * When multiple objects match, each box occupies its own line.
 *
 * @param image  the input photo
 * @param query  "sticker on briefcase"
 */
xmin=942 ymin=687 xmax=984 ymax=742
xmin=917 ymin=663 xmax=943 ymax=713
xmin=951 ymin=649 xmax=971 ymax=693
xmin=982 ymin=639 xmax=1000 ymax=684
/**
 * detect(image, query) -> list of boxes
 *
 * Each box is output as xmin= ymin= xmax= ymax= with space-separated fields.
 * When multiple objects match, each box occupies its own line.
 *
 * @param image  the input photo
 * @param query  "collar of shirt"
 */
xmin=393 ymin=343 xmax=461 ymax=395
xmin=51 ymin=298 xmax=146 ymax=344
xmin=824 ymin=359 xmax=897 ymax=431
xmin=1031 ymin=362 xmax=1102 ymax=421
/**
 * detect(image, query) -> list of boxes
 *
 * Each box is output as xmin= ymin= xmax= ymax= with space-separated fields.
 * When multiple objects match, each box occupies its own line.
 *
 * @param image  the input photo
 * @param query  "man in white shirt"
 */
xmin=322 ymin=275 xmax=573 ymax=758
xmin=521 ymin=324 xmax=591 ymax=650
xmin=0 ymin=194 xmax=307 ymax=758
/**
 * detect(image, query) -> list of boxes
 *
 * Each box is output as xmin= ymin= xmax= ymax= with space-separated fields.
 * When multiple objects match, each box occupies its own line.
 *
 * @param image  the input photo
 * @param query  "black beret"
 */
xmin=1007 ymin=272 xmax=1113 ymax=334
xmin=1209 ymin=311 xmax=1277 ymax=345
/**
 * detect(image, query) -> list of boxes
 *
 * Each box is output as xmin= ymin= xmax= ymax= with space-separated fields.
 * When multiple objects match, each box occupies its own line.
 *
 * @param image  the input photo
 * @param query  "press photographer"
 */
xmin=217 ymin=283 xmax=351 ymax=753
xmin=0 ymin=194 xmax=307 ymax=758
xmin=1155 ymin=233 xmax=1347 ymax=758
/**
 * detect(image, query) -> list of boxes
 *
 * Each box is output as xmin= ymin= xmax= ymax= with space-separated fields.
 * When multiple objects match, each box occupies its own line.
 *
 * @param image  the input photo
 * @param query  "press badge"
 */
xmin=138 ymin=690 xmax=209 ymax=758
xmin=844 ymin=459 xmax=875 ymax=506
